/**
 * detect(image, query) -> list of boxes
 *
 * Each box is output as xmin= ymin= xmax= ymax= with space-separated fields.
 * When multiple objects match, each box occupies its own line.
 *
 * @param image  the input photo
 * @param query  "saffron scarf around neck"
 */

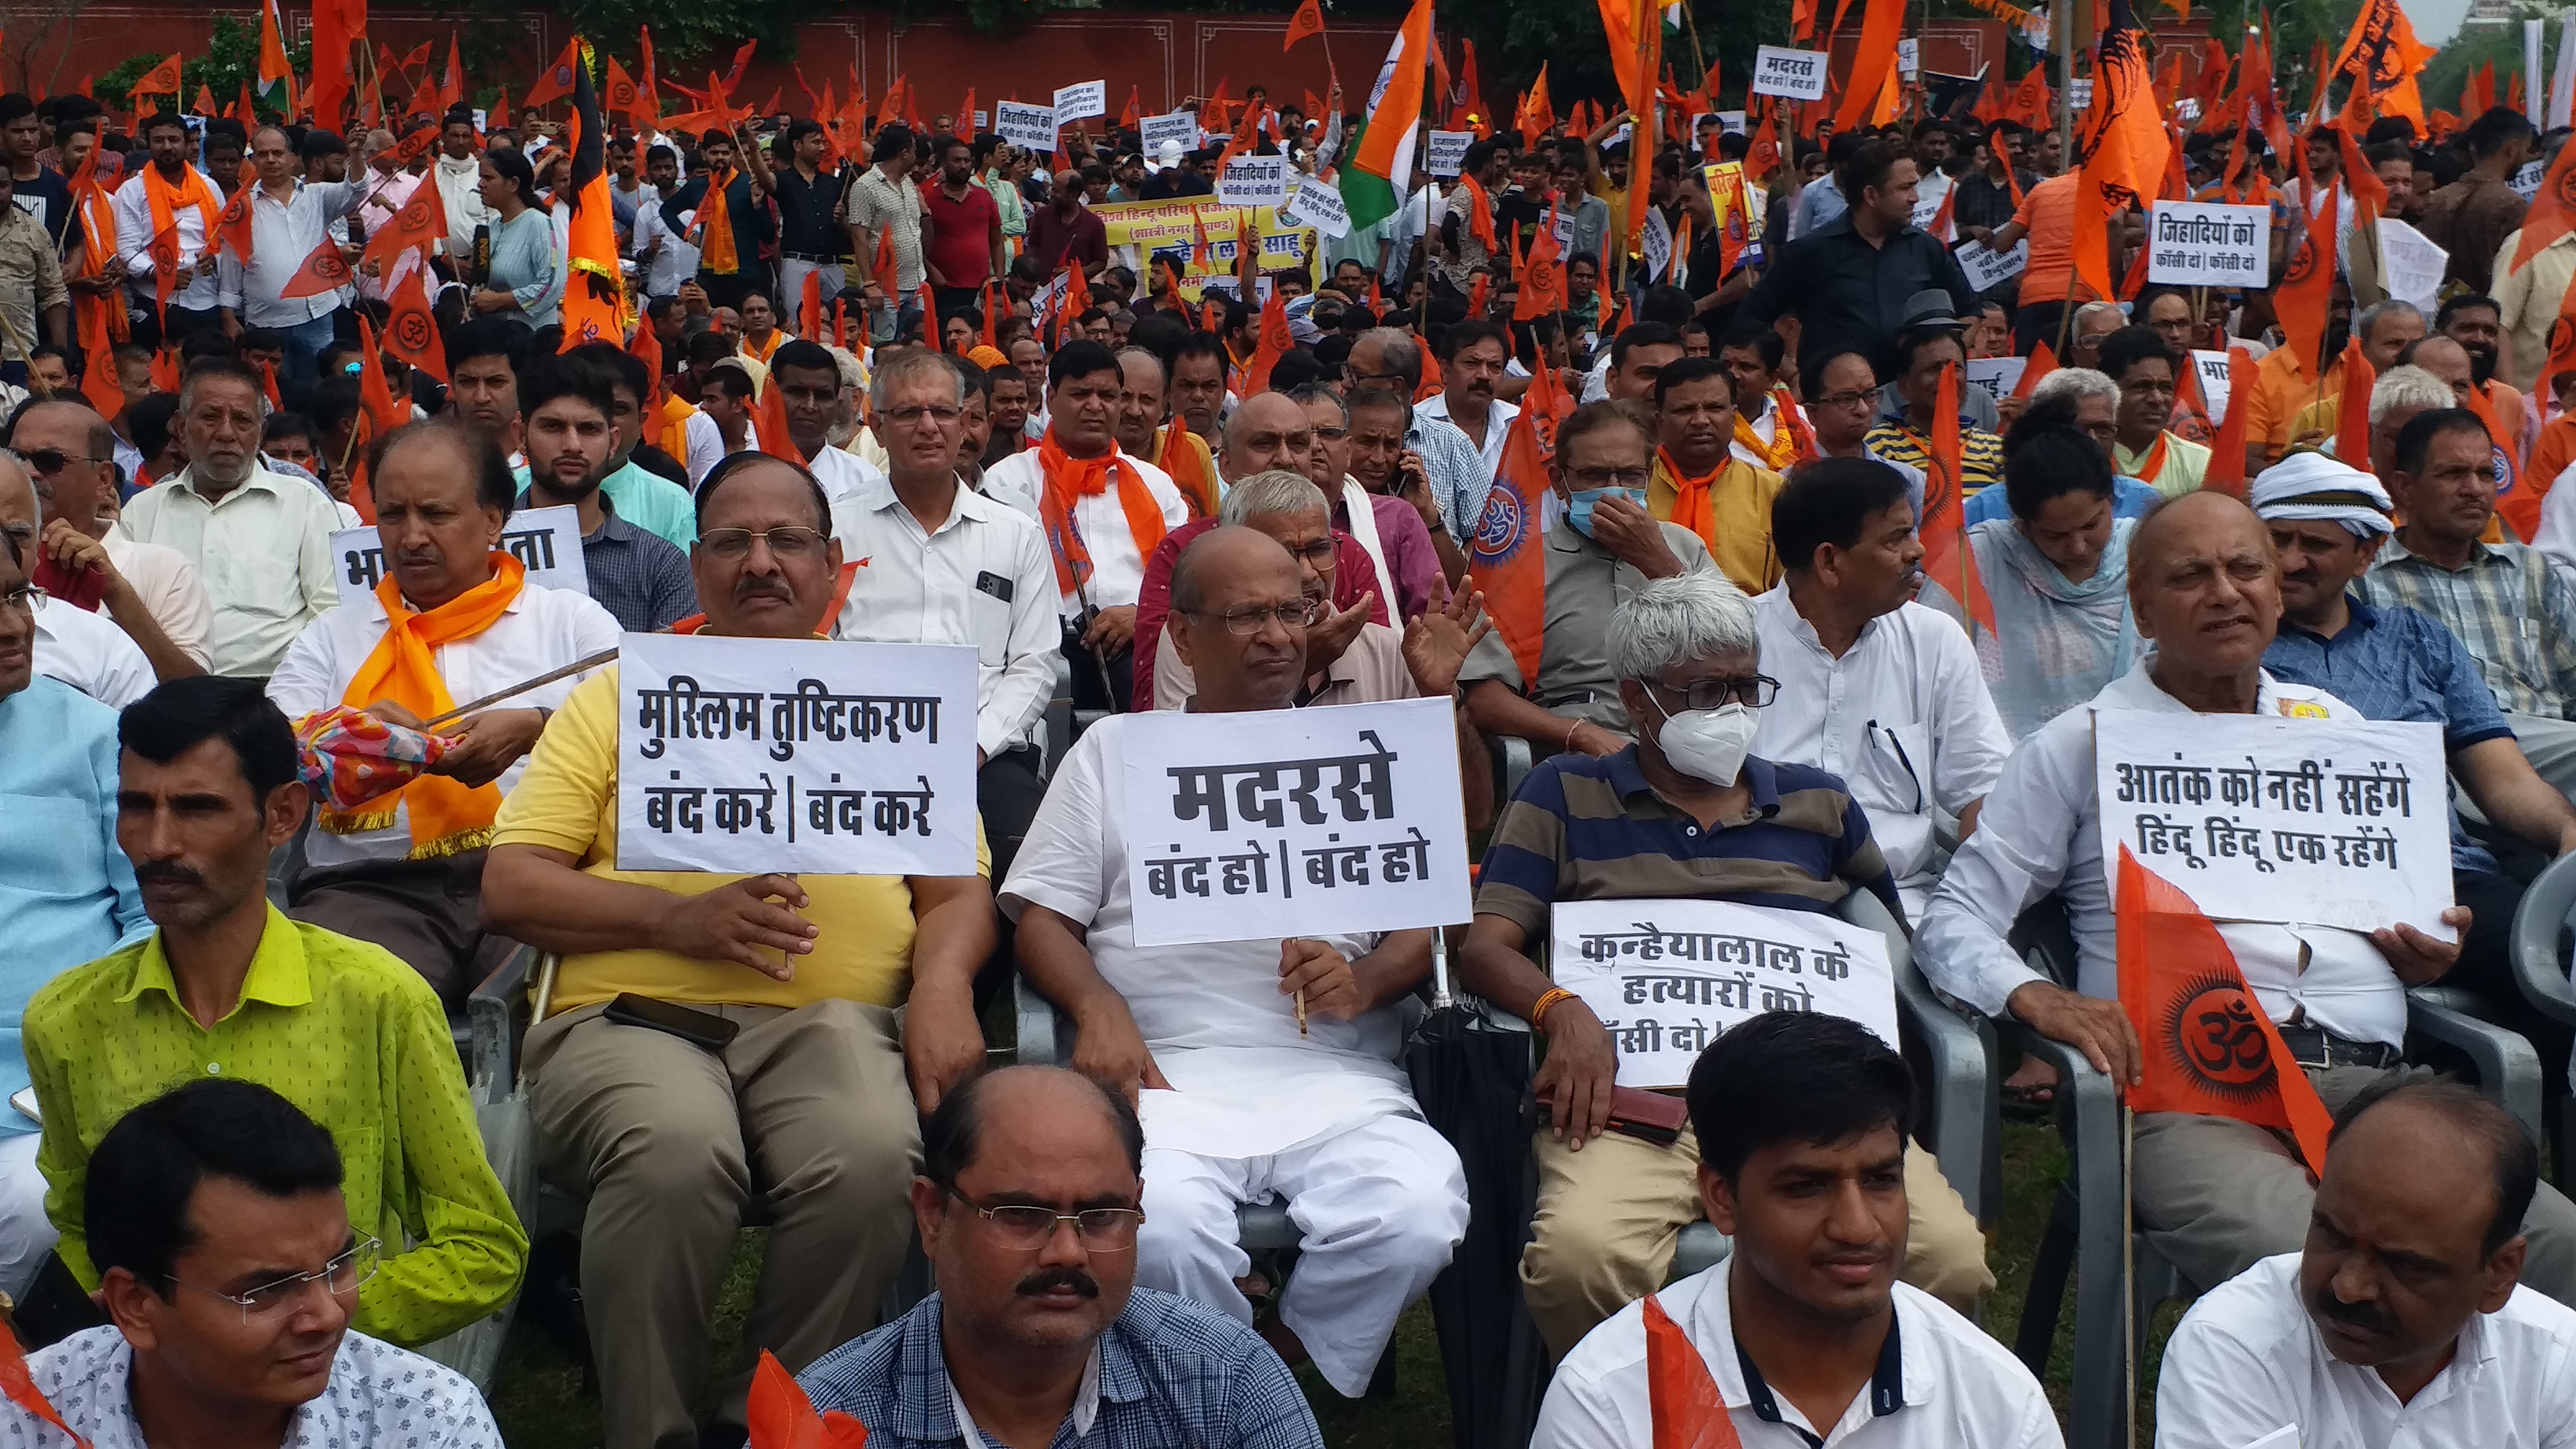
xmin=141 ymin=163 xmax=219 ymax=264
xmin=327 ymin=552 xmax=527 ymax=855
xmin=1658 ymin=446 xmax=1730 ymax=542
xmin=1037 ymin=429 xmax=1164 ymax=598
xmin=695 ymin=169 xmax=741 ymax=275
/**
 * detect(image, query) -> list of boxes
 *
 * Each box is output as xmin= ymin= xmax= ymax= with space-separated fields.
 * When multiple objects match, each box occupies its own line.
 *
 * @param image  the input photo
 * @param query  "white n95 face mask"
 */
xmin=1656 ymin=700 xmax=1760 ymax=787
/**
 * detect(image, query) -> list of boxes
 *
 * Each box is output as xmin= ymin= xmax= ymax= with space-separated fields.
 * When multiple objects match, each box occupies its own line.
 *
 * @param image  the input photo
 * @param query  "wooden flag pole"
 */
xmin=2123 ymin=1103 xmax=2139 ymax=1449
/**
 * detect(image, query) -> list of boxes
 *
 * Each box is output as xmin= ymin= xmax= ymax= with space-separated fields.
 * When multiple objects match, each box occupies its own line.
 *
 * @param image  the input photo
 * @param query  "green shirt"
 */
xmin=512 ymin=458 xmax=699 ymax=550
xmin=23 ymin=905 xmax=527 ymax=1347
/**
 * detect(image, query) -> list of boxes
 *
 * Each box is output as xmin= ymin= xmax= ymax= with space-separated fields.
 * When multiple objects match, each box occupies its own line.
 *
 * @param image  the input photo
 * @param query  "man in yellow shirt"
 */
xmin=1647 ymin=357 xmax=1784 ymax=594
xmin=2097 ymin=325 xmax=2212 ymax=497
xmin=23 ymin=676 xmax=526 ymax=1349
xmin=481 ymin=452 xmax=995 ymax=1449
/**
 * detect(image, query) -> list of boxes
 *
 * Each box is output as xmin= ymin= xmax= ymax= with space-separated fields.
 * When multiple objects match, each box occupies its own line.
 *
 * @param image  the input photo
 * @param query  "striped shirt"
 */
xmin=1865 ymin=418 xmax=2005 ymax=499
xmin=2356 ymin=533 xmax=2576 ymax=720
xmin=1474 ymin=747 xmax=1900 ymax=946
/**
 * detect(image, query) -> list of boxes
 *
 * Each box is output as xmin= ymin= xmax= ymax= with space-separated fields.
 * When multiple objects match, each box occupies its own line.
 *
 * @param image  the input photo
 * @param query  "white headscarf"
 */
xmin=2248 ymin=449 xmax=2394 ymax=537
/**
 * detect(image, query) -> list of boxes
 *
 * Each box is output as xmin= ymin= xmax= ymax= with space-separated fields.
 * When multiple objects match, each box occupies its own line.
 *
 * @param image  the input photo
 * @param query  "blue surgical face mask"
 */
xmin=1567 ymin=486 xmax=1645 ymax=538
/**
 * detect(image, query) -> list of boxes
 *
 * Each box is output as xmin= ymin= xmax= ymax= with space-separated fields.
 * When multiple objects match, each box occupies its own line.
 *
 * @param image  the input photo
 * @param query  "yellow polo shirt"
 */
xmin=23 ymin=906 xmax=527 ymax=1347
xmin=491 ymin=666 xmax=988 ymax=1014
xmin=1648 ymin=455 xmax=1786 ymax=594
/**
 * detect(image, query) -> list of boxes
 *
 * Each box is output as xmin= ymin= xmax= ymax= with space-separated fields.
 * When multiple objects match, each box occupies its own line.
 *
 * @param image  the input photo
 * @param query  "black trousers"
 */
xmin=974 ymin=744 xmax=1050 ymax=1012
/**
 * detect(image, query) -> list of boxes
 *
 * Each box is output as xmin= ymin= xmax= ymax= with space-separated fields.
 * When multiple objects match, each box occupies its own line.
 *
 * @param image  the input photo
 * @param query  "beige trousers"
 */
xmin=1521 ymin=1123 xmax=1993 ymax=1361
xmin=527 ymin=997 xmax=921 ymax=1449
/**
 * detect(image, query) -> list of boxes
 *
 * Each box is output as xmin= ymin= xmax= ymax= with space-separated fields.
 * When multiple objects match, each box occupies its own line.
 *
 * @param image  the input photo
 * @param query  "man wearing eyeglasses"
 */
xmin=1798 ymin=349 xmax=1928 ymax=524
xmin=0 ymin=451 xmax=164 ymax=707
xmin=1006 ymin=525 xmax=1472 ymax=1399
xmin=484 ymin=451 xmax=996 ymax=1449
xmin=1456 ymin=572 xmax=1996 ymax=1360
xmin=798 ymin=1065 xmax=1325 ymax=1449
xmin=8 ymin=399 xmax=213 ymax=678
xmin=0 ymin=1078 xmax=503 ymax=1449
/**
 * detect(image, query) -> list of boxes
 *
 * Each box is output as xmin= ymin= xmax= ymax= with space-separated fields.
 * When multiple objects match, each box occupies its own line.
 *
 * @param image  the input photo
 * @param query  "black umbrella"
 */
xmin=1405 ymin=962 xmax=1547 ymax=1449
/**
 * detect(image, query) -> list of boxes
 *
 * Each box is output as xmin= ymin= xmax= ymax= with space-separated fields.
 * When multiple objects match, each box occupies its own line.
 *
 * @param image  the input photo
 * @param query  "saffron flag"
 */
xmin=523 ymin=37 xmax=581 ymax=111
xmin=131 ymin=54 xmax=182 ymax=101
xmin=1922 ymin=361 xmax=1995 ymax=635
xmin=2274 ymin=180 xmax=2341 ymax=376
xmin=2116 ymin=845 xmax=2334 ymax=1174
xmin=1467 ymin=389 xmax=1556 ymax=684
xmin=746 ymin=1349 xmax=870 ymax=1449
xmin=2204 ymin=348 xmax=2251 ymax=495
xmin=213 ymin=184 xmax=255 ymax=263
xmin=2471 ymin=382 xmax=2536 ymax=539
xmin=1834 ymin=0 xmax=1908 ymax=131
xmin=754 ymin=362 xmax=803 ymax=465
xmin=2331 ymin=334 xmax=2377 ymax=470
xmin=1516 ymin=210 xmax=1566 ymax=320
xmin=2513 ymin=131 xmax=2576 ymax=273
xmin=306 ymin=0 xmax=365 ymax=125
xmin=1245 ymin=290 xmax=1293 ymax=395
xmin=2013 ymin=341 xmax=2059 ymax=399
xmin=0 ymin=1317 xmax=91 ymax=1449
xmin=358 ymin=174 xmax=447 ymax=277
xmin=383 ymin=263 xmax=447 ymax=383
xmin=1285 ymin=0 xmax=1325 ymax=52
xmin=1642 ymin=1293 xmax=1739 ymax=1449
xmin=558 ymin=38 xmax=627 ymax=350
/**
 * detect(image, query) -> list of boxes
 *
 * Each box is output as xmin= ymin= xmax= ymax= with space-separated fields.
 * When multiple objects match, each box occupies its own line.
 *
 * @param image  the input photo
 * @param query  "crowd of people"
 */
xmin=2 ymin=50 xmax=2576 ymax=1449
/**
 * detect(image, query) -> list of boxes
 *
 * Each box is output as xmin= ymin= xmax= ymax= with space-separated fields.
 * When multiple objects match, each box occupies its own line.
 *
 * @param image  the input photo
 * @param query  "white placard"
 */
xmin=1897 ymin=38 xmax=1920 ymax=78
xmin=1551 ymin=899 xmax=1901 ymax=1090
xmin=2376 ymin=217 xmax=2447 ymax=314
xmin=1426 ymin=130 xmax=1474 ymax=178
xmin=2146 ymin=201 xmax=2270 ymax=289
xmin=2094 ymin=711 xmax=2453 ymax=937
xmin=1124 ymin=698 xmax=1471 ymax=948
xmin=1716 ymin=110 xmax=1747 ymax=135
xmin=1964 ymin=356 xmax=2028 ymax=401
xmin=1957 ymin=237 xmax=2029 ymax=291
xmin=2175 ymin=96 xmax=2201 ymax=122
xmin=1552 ymin=207 xmax=1576 ymax=247
xmin=2194 ymin=349 xmax=2234 ymax=427
xmin=973 ymin=110 xmax=989 ymax=132
xmin=995 ymin=100 xmax=1060 ymax=155
xmin=1641 ymin=205 xmax=1674 ymax=280
xmin=1218 ymin=154 xmax=1290 ymax=208
xmin=2514 ymin=159 xmax=2545 ymax=200
xmin=1053 ymin=80 xmax=1106 ymax=126
xmin=2070 ymin=78 xmax=2095 ymax=110
xmin=331 ymin=504 xmax=588 ymax=607
xmin=1752 ymin=46 xmax=1830 ymax=101
xmin=614 ymin=634 xmax=981 ymax=877
xmin=1281 ymin=173 xmax=1350 ymax=238
xmin=1140 ymin=109 xmax=1197 ymax=155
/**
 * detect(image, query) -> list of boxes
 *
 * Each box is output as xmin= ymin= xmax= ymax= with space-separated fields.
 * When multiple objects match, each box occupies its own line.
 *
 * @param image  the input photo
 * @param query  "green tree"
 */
xmin=98 ymin=16 xmax=309 ymax=122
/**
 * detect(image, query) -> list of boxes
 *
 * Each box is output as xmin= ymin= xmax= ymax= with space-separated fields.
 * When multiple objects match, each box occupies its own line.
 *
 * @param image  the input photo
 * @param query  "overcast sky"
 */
xmin=2408 ymin=0 xmax=2473 ymax=49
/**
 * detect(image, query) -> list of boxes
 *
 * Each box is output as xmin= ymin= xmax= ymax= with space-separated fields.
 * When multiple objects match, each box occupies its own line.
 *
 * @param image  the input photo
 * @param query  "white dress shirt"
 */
xmin=117 ymin=466 xmax=343 ymax=677
xmin=1916 ymin=656 xmax=2410 ymax=1048
xmin=0 ymin=1324 xmax=503 ymax=1449
xmin=631 ymin=186 xmax=700 ymax=299
xmin=827 ymin=473 xmax=1058 ymax=758
xmin=101 ymin=527 xmax=213 ymax=669
xmin=34 ymin=596 xmax=154 ymax=707
xmin=266 ymin=579 xmax=617 ymax=868
xmin=111 ymin=164 xmax=223 ymax=312
xmin=216 ymin=177 xmax=365 ymax=326
xmin=432 ymin=154 xmax=495 ymax=262
xmin=806 ymin=442 xmax=891 ymax=509
xmin=979 ymin=446 xmax=1189 ymax=617
xmin=1750 ymin=589 xmax=2011 ymax=914
xmin=1533 ymin=1265 xmax=2062 ymax=1449
xmin=998 ymin=713 xmax=1418 ymax=1160
xmin=682 ymin=410 xmax=760 ymax=486
xmin=2156 ymin=1253 xmax=2576 ymax=1449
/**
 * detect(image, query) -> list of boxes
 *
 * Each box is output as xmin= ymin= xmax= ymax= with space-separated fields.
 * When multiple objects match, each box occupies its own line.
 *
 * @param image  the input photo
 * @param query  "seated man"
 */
xmin=1647 ymin=357 xmax=1787 ymax=595
xmin=1459 ymin=573 xmax=1993 ymax=1360
xmin=2255 ymin=450 xmax=2576 ymax=1024
xmin=1344 ymin=326 xmax=1492 ymax=543
xmin=11 ymin=397 xmax=212 ymax=678
xmin=0 ymin=1078 xmax=503 ymax=1448
xmin=981 ymin=339 xmax=1190 ymax=713
xmin=268 ymin=419 xmax=621 ymax=1007
xmin=517 ymin=356 xmax=698 ymax=633
xmin=1461 ymin=401 xmax=1719 ymax=757
xmin=1003 ymin=525 xmax=1472 ymax=1398
xmin=2359 ymin=408 xmax=2576 ymax=803
xmin=1917 ymin=490 xmax=2576 ymax=1304
xmin=481 ymin=452 xmax=995 ymax=1449
xmin=1717 ymin=320 xmax=1812 ymax=475
xmin=1109 ymin=344 xmax=1220 ymax=519
xmin=1864 ymin=310 xmax=2005 ymax=503
xmin=1752 ymin=458 xmax=2012 ymax=918
xmin=1346 ymin=386 xmax=1471 ymax=585
xmin=2095 ymin=325 xmax=2212 ymax=497
xmin=1801 ymin=348 xmax=1926 ymax=522
xmin=772 ymin=338 xmax=891 ymax=504
xmin=0 ymin=530 xmax=148 ymax=1297
xmin=2157 ymin=1078 xmax=2576 ymax=1447
xmin=827 ymin=347 xmax=1056 ymax=884
xmin=0 ymin=454 xmax=155 ymax=707
xmin=1289 ymin=382 xmax=1440 ymax=624
xmin=1130 ymin=394 xmax=1387 ymax=705
xmin=1532 ymin=1015 xmax=2059 ymax=1447
xmin=799 ymin=1065 xmax=1327 ymax=1449
xmin=25 ymin=676 xmax=526 ymax=1346
xmin=553 ymin=340 xmax=702 ymax=550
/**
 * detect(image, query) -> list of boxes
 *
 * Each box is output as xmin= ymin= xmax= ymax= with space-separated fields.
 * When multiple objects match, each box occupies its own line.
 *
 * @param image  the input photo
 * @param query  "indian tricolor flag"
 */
xmin=1351 ymin=0 xmax=1433 ymax=189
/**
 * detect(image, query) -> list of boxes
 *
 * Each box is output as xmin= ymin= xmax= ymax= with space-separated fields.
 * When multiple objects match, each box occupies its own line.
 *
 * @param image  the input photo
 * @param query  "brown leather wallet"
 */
xmin=1535 ymin=1085 xmax=1689 ymax=1145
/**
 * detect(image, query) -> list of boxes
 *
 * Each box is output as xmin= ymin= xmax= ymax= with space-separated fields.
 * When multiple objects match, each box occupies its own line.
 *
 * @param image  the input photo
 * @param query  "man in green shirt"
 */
xmin=23 ymin=676 xmax=526 ymax=1348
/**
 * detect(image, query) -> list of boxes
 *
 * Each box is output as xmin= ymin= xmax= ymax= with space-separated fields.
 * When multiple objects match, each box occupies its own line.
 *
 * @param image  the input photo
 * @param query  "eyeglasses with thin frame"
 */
xmin=167 ymin=1236 xmax=382 ymax=1323
xmin=945 ymin=1187 xmax=1145 ymax=1251
xmin=1811 ymin=390 xmax=1876 ymax=413
xmin=1566 ymin=466 xmax=1652 ymax=491
xmin=884 ymin=405 xmax=964 ymax=428
xmin=0 ymin=583 xmax=43 ymax=615
xmin=699 ymin=526 xmax=828 ymax=561
xmin=1645 ymin=674 xmax=1783 ymax=711
xmin=1180 ymin=598 xmax=1322 ymax=634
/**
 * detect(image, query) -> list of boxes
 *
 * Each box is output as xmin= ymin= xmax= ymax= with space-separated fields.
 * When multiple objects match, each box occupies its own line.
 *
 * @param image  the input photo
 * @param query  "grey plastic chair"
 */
xmin=2509 ymin=851 xmax=2576 ymax=1176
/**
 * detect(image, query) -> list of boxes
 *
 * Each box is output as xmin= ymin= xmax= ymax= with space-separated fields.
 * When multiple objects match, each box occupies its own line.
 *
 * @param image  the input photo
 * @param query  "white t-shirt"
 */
xmin=2157 ymin=1253 xmax=2576 ymax=1449
xmin=1534 ymin=1264 xmax=2061 ymax=1448
xmin=34 ymin=599 xmax=154 ymax=708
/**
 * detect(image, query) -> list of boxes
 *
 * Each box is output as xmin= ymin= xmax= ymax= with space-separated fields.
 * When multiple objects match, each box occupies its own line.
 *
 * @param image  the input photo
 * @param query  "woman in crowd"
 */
xmin=1969 ymin=397 xmax=2144 ymax=740
xmin=470 ymin=146 xmax=562 ymax=330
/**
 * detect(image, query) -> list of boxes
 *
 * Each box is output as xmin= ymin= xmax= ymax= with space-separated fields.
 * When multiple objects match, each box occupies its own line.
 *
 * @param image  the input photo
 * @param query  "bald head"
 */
xmin=1172 ymin=523 xmax=1301 ymax=616
xmin=1221 ymin=392 xmax=1313 ymax=483
xmin=2403 ymin=335 xmax=2476 ymax=402
xmin=2127 ymin=490 xmax=2281 ymax=673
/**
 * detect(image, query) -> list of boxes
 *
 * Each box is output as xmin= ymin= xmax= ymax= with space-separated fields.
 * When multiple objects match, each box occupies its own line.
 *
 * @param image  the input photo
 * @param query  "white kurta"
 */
xmin=980 ymin=447 xmax=1189 ymax=617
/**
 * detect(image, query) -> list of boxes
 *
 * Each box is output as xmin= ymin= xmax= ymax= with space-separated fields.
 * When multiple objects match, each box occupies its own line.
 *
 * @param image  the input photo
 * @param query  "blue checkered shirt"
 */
xmin=1408 ymin=413 xmax=1495 ymax=544
xmin=2356 ymin=533 xmax=2576 ymax=720
xmin=2263 ymin=595 xmax=2516 ymax=875
xmin=797 ymin=1289 xmax=1325 ymax=1449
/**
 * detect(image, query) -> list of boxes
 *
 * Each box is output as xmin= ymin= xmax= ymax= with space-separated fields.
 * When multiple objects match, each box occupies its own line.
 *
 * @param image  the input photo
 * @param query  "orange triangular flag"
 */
xmin=280 ymin=233 xmax=354 ymax=300
xmin=2331 ymin=334 xmax=2377 ymax=468
xmin=1642 ymin=1292 xmax=1739 ymax=1449
xmin=1467 ymin=406 xmax=1552 ymax=685
xmin=2204 ymin=348 xmax=2251 ymax=496
xmin=755 ymin=367 xmax=804 ymax=465
xmin=1923 ymin=359 xmax=1995 ymax=634
xmin=2012 ymin=340 xmax=2058 ymax=399
xmin=746 ymin=1349 xmax=870 ymax=1449
xmin=1285 ymin=0 xmax=1325 ymax=51
xmin=2116 ymin=845 xmax=2335 ymax=1175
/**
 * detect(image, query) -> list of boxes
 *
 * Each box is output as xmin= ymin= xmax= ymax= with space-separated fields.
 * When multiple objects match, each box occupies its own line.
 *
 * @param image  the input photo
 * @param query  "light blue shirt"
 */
xmin=510 ymin=460 xmax=698 ymax=551
xmin=1787 ymin=174 xmax=1846 ymax=241
xmin=0 ymin=678 xmax=149 ymax=1134
xmin=1963 ymin=474 xmax=2165 ymax=526
xmin=485 ymin=207 xmax=562 ymax=329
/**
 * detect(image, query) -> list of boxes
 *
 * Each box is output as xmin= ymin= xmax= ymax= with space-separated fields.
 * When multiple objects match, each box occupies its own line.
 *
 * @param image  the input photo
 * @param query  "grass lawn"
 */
xmin=489 ymin=1119 xmax=2184 ymax=1446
